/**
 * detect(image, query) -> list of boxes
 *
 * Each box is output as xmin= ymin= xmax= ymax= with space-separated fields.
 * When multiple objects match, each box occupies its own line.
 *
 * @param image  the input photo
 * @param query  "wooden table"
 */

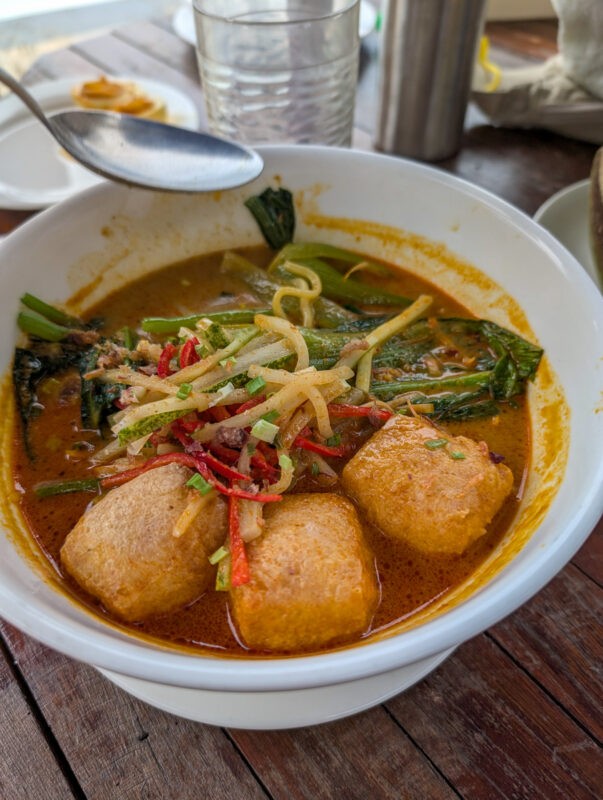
xmin=1 ymin=16 xmax=601 ymax=800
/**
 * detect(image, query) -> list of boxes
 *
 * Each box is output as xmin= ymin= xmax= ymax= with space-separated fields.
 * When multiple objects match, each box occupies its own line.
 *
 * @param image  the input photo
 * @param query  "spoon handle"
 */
xmin=0 ymin=66 xmax=56 ymax=136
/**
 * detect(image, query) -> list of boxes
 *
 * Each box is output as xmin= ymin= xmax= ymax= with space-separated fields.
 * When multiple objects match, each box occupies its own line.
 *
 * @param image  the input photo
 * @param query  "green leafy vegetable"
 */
xmin=141 ymin=308 xmax=271 ymax=335
xmin=79 ymin=346 xmax=122 ymax=431
xmin=220 ymin=251 xmax=357 ymax=328
xmin=20 ymin=293 xmax=83 ymax=329
xmin=17 ymin=310 xmax=74 ymax=342
xmin=34 ymin=477 xmax=100 ymax=497
xmin=275 ymin=258 xmax=411 ymax=307
xmin=13 ymin=342 xmax=85 ymax=458
xmin=245 ymin=187 xmax=295 ymax=250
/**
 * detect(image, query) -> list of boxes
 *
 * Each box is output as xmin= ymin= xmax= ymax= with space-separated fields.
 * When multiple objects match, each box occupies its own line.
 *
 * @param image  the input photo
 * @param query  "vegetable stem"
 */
xmin=20 ymin=293 xmax=82 ymax=328
xmin=17 ymin=310 xmax=73 ymax=342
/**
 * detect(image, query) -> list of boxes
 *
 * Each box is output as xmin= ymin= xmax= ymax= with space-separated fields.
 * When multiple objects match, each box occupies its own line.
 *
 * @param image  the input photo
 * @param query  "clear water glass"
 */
xmin=193 ymin=0 xmax=360 ymax=146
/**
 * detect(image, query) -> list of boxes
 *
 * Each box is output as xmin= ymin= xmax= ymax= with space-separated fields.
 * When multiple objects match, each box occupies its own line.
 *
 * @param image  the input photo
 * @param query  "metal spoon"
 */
xmin=0 ymin=68 xmax=264 ymax=193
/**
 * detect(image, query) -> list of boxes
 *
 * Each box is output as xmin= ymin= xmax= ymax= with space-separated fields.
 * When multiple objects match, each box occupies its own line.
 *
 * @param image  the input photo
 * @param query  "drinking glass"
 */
xmin=193 ymin=0 xmax=360 ymax=146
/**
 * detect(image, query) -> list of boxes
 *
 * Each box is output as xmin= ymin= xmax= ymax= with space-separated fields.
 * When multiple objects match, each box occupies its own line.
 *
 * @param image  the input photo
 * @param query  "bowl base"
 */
xmin=97 ymin=647 xmax=455 ymax=729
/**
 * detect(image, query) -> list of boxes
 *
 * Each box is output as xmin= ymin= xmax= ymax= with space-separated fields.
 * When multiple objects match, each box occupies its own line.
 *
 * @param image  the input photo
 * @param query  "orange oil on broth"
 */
xmin=11 ymin=246 xmax=530 ymax=657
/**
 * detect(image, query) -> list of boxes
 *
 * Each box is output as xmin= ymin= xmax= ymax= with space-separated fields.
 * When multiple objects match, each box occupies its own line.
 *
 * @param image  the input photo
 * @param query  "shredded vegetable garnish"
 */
xmin=255 ymin=313 xmax=310 ymax=370
xmin=173 ymin=491 xmax=213 ymax=538
xmin=19 ymin=229 xmax=543 ymax=595
xmin=269 ymin=260 xmax=322 ymax=328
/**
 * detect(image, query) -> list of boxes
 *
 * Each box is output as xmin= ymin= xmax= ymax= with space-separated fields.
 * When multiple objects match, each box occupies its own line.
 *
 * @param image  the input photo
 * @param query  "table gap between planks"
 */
xmin=0 ymin=16 xmax=601 ymax=800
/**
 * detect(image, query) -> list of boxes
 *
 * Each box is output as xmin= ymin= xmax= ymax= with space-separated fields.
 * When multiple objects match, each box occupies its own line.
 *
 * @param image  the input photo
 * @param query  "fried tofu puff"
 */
xmin=229 ymin=494 xmax=379 ymax=652
xmin=341 ymin=416 xmax=514 ymax=555
xmin=61 ymin=463 xmax=227 ymax=621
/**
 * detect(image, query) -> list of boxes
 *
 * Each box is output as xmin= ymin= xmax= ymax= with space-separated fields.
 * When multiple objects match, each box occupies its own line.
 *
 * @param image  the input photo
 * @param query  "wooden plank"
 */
xmin=0 ymin=622 xmax=267 ymax=800
xmin=0 ymin=636 xmax=76 ymax=800
xmin=385 ymin=635 xmax=602 ymax=799
xmin=113 ymin=19 xmax=198 ymax=81
xmin=489 ymin=563 xmax=603 ymax=740
xmin=24 ymin=47 xmax=108 ymax=81
xmin=485 ymin=20 xmax=559 ymax=61
xmin=230 ymin=706 xmax=458 ymax=800
xmin=572 ymin=519 xmax=602 ymax=585
xmin=0 ymin=209 xmax=34 ymax=234
xmin=446 ymin=128 xmax=597 ymax=215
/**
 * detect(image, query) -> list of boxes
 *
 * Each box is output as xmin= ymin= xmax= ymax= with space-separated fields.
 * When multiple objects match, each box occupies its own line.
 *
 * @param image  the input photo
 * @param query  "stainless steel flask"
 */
xmin=375 ymin=0 xmax=486 ymax=161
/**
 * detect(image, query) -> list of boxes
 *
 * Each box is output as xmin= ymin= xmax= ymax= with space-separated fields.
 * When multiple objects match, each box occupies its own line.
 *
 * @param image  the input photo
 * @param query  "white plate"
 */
xmin=172 ymin=0 xmax=377 ymax=46
xmin=534 ymin=180 xmax=601 ymax=291
xmin=0 ymin=78 xmax=200 ymax=211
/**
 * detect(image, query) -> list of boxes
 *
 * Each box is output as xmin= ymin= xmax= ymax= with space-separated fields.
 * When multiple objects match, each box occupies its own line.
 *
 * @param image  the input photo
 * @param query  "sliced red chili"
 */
xmin=204 ymin=405 xmax=232 ymax=423
xmin=172 ymin=413 xmax=204 ymax=434
xmin=199 ymin=449 xmax=248 ymax=481
xmin=234 ymin=395 xmax=266 ymax=415
xmin=228 ymin=496 xmax=250 ymax=587
xmin=98 ymin=445 xmax=278 ymax=502
xmin=328 ymin=403 xmax=393 ymax=421
xmin=171 ymin=423 xmax=249 ymax=481
xmin=179 ymin=336 xmax=200 ymax=369
xmin=293 ymin=436 xmax=347 ymax=458
xmin=256 ymin=440 xmax=279 ymax=465
xmin=250 ymin=452 xmax=280 ymax=483
xmin=100 ymin=451 xmax=198 ymax=489
xmin=206 ymin=440 xmax=240 ymax=465
xmin=202 ymin=460 xmax=281 ymax=502
xmin=157 ymin=342 xmax=177 ymax=378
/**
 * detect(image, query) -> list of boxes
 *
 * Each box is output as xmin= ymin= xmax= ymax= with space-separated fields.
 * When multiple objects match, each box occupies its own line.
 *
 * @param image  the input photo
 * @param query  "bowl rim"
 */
xmin=1 ymin=144 xmax=602 ymax=692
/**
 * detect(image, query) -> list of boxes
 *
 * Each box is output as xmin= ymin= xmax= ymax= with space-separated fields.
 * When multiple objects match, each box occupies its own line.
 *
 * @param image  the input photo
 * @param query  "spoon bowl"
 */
xmin=0 ymin=68 xmax=264 ymax=193
xmin=50 ymin=109 xmax=265 ymax=192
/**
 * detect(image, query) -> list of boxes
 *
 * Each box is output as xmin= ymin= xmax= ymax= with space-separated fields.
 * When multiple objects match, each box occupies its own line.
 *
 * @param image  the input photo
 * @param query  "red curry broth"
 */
xmin=12 ymin=246 xmax=530 ymax=656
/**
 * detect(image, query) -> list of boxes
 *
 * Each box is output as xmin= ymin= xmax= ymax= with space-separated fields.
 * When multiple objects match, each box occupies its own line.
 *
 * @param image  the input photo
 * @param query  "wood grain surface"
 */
xmin=0 ymin=14 xmax=601 ymax=800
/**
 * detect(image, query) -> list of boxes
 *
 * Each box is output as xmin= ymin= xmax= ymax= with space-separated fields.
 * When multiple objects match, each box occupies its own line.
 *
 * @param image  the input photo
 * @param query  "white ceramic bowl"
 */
xmin=1 ymin=147 xmax=602 ymax=729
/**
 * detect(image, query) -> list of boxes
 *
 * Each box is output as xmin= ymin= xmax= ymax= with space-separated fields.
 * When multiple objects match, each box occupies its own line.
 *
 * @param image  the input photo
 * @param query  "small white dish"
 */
xmin=534 ymin=179 xmax=601 ymax=290
xmin=0 ymin=77 xmax=200 ymax=211
xmin=172 ymin=0 xmax=378 ymax=46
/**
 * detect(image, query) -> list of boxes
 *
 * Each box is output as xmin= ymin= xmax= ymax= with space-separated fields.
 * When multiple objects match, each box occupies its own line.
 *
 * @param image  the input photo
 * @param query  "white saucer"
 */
xmin=98 ymin=647 xmax=454 ymax=729
xmin=172 ymin=0 xmax=378 ymax=46
xmin=534 ymin=179 xmax=601 ymax=290
xmin=0 ymin=77 xmax=200 ymax=211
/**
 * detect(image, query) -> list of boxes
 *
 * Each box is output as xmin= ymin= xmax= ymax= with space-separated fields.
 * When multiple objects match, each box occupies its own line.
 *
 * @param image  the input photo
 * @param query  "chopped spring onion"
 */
xmin=251 ymin=418 xmax=280 ymax=443
xmin=326 ymin=433 xmax=342 ymax=447
xmin=208 ymin=545 xmax=229 ymax=565
xmin=208 ymin=382 xmax=235 ymax=407
xmin=186 ymin=473 xmax=213 ymax=495
xmin=246 ymin=375 xmax=267 ymax=396
xmin=278 ymin=453 xmax=293 ymax=471
xmin=424 ymin=438 xmax=449 ymax=450
xmin=450 ymin=451 xmax=467 ymax=460
xmin=119 ymin=326 xmax=137 ymax=350
xmin=215 ymin=554 xmax=231 ymax=591
xmin=262 ymin=410 xmax=280 ymax=424
xmin=176 ymin=383 xmax=192 ymax=399
xmin=219 ymin=356 xmax=237 ymax=369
